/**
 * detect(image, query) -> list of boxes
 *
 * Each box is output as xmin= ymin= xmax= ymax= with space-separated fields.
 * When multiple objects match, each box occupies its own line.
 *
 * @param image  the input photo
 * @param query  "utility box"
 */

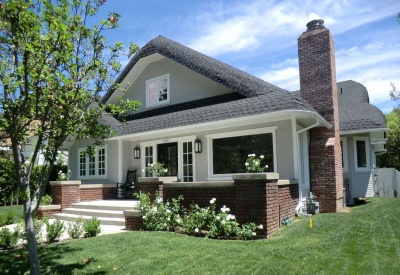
xmin=306 ymin=192 xmax=320 ymax=214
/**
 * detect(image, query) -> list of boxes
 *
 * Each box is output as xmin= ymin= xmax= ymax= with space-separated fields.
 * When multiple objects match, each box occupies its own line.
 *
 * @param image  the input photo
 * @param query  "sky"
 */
xmin=95 ymin=0 xmax=400 ymax=114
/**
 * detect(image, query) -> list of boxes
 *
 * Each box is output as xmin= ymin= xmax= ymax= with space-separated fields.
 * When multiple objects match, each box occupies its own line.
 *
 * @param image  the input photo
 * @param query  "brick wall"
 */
xmin=278 ymin=184 xmax=299 ymax=220
xmin=139 ymin=178 xmax=163 ymax=202
xmin=80 ymin=185 xmax=116 ymax=201
xmin=124 ymin=210 xmax=142 ymax=230
xmin=163 ymin=183 xmax=235 ymax=212
xmin=298 ymin=19 xmax=343 ymax=212
xmin=36 ymin=205 xmax=61 ymax=219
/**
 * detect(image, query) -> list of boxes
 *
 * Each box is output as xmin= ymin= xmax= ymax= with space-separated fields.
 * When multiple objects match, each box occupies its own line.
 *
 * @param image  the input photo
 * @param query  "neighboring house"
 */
xmin=66 ymin=19 xmax=388 ymax=210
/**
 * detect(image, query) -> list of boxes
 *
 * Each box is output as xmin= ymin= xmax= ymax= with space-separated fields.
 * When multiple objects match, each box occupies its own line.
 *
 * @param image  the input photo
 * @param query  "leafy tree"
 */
xmin=377 ymin=110 xmax=400 ymax=170
xmin=0 ymin=0 xmax=139 ymax=273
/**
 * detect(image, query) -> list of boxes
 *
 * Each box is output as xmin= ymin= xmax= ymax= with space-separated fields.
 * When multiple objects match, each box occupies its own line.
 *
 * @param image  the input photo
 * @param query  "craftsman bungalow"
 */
xmin=65 ymin=19 xmax=388 ymax=211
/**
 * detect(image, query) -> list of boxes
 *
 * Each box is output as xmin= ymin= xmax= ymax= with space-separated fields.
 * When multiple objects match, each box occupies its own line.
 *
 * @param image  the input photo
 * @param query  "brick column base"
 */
xmin=138 ymin=177 xmax=163 ymax=202
xmin=50 ymin=181 xmax=81 ymax=209
xmin=36 ymin=205 xmax=62 ymax=219
xmin=124 ymin=210 xmax=142 ymax=230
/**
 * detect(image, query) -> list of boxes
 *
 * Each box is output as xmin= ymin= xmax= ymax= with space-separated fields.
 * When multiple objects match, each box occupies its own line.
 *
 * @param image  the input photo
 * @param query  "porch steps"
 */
xmin=53 ymin=200 xmax=140 ymax=226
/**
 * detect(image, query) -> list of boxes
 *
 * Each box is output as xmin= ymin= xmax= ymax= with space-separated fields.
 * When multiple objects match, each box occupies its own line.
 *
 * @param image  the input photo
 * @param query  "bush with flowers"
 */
xmin=145 ymin=162 xmax=168 ymax=177
xmin=245 ymin=153 xmax=269 ymax=173
xmin=136 ymin=193 xmax=263 ymax=240
xmin=57 ymin=169 xmax=71 ymax=181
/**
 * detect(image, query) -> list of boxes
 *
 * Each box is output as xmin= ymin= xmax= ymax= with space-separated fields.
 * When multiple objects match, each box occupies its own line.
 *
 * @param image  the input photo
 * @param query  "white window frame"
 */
xmin=140 ymin=135 xmax=197 ymax=181
xmin=340 ymin=137 xmax=348 ymax=173
xmin=206 ymin=127 xmax=277 ymax=178
xmin=77 ymin=146 xmax=107 ymax=179
xmin=146 ymin=74 xmax=170 ymax=108
xmin=353 ymin=136 xmax=370 ymax=172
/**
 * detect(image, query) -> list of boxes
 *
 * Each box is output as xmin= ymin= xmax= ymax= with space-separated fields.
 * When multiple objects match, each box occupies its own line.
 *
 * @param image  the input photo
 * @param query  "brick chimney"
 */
xmin=298 ymin=19 xmax=343 ymax=212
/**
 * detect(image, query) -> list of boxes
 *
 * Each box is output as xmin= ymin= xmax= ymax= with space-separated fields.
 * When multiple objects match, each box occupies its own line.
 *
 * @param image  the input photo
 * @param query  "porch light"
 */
xmin=194 ymin=138 xmax=202 ymax=153
xmin=133 ymin=146 xmax=140 ymax=159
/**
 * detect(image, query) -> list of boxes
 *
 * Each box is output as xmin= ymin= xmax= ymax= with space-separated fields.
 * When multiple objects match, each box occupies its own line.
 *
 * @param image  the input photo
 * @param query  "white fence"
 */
xmin=374 ymin=168 xmax=400 ymax=198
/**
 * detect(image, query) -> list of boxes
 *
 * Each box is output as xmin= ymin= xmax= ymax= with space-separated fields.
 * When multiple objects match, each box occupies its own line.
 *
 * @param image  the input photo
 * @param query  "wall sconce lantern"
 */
xmin=134 ymin=146 xmax=141 ymax=159
xmin=194 ymin=138 xmax=202 ymax=153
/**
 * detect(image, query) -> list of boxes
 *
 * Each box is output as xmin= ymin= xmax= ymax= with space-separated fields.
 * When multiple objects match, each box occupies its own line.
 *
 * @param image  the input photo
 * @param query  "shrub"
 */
xmin=138 ymin=193 xmax=184 ymax=232
xmin=44 ymin=218 xmax=64 ymax=243
xmin=16 ymin=218 xmax=45 ymax=243
xmin=40 ymin=194 xmax=53 ymax=206
xmin=67 ymin=218 xmax=84 ymax=239
xmin=139 ymin=195 xmax=263 ymax=240
xmin=83 ymin=217 xmax=101 ymax=238
xmin=5 ymin=209 xmax=16 ymax=225
xmin=0 ymin=227 xmax=19 ymax=250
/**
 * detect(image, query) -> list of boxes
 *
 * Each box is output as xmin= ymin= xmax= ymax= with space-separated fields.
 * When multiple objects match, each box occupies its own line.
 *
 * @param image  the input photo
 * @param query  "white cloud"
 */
xmin=187 ymin=0 xmax=398 ymax=56
xmin=258 ymin=66 xmax=299 ymax=91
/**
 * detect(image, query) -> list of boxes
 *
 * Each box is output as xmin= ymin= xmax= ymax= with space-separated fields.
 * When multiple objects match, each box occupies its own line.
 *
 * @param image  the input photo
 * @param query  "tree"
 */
xmin=0 ymin=1 xmax=139 ymax=273
xmin=377 ymin=110 xmax=400 ymax=170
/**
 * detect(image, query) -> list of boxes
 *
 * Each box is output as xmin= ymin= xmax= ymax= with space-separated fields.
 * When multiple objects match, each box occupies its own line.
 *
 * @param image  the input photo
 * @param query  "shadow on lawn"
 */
xmin=0 ymin=242 xmax=106 ymax=275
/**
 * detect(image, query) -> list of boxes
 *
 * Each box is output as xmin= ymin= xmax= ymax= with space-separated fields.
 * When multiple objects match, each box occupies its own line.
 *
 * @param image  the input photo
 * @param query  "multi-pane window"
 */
xmin=183 ymin=142 xmax=193 ymax=182
xmin=146 ymin=74 xmax=170 ymax=107
xmin=78 ymin=146 xmax=107 ymax=178
xmin=145 ymin=146 xmax=153 ymax=177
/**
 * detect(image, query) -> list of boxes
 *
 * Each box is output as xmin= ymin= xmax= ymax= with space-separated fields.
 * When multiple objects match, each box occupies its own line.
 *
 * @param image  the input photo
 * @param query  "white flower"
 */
xmin=210 ymin=199 xmax=214 ymax=204
xmin=152 ymin=206 xmax=157 ymax=213
xmin=212 ymin=198 xmax=216 ymax=201
xmin=230 ymin=215 xmax=235 ymax=220
xmin=163 ymin=223 xmax=167 ymax=227
xmin=59 ymin=170 xmax=62 ymax=173
xmin=216 ymin=216 xmax=221 ymax=220
xmin=164 ymin=169 xmax=168 ymax=172
xmin=255 ymin=161 xmax=259 ymax=166
xmin=245 ymin=162 xmax=249 ymax=166
xmin=221 ymin=220 xmax=226 ymax=225
xmin=150 ymin=163 xmax=154 ymax=167
xmin=265 ymin=165 xmax=269 ymax=168
xmin=195 ymin=228 xmax=199 ymax=233
xmin=176 ymin=218 xmax=181 ymax=223
xmin=156 ymin=198 xmax=162 ymax=203
xmin=167 ymin=217 xmax=170 ymax=221
xmin=166 ymin=209 xmax=171 ymax=213
xmin=147 ymin=163 xmax=150 ymax=166
xmin=142 ymin=215 xmax=146 ymax=219
xmin=248 ymin=154 xmax=252 ymax=157
xmin=258 ymin=224 xmax=263 ymax=229
xmin=260 ymin=155 xmax=264 ymax=159
xmin=252 ymin=232 xmax=256 ymax=236
xmin=252 ymin=153 xmax=256 ymax=157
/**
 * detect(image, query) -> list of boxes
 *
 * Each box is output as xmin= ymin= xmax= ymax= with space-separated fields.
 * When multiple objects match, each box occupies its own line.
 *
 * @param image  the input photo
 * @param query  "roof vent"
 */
xmin=306 ymin=19 xmax=324 ymax=31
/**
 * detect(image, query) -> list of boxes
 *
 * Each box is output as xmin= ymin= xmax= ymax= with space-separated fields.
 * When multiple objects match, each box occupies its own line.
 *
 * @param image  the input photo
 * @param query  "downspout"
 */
xmin=295 ymin=119 xmax=320 ymax=214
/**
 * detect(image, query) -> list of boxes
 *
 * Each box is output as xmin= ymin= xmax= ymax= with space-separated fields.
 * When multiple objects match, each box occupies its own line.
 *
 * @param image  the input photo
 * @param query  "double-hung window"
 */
xmin=146 ymin=74 xmax=170 ymax=108
xmin=78 ymin=146 xmax=107 ymax=179
xmin=353 ymin=137 xmax=370 ymax=172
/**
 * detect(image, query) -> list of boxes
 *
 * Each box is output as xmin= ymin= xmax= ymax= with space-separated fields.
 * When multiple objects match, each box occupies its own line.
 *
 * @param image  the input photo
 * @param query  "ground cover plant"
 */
xmin=0 ymin=197 xmax=398 ymax=274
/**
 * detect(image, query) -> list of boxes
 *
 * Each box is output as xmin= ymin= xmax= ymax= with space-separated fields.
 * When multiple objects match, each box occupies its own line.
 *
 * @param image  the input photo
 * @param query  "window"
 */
xmin=78 ymin=146 xmax=107 ymax=179
xmin=144 ymin=146 xmax=153 ymax=177
xmin=340 ymin=137 xmax=348 ymax=173
xmin=146 ymin=74 xmax=170 ymax=108
xmin=208 ymin=127 xmax=276 ymax=177
xmin=353 ymin=137 xmax=370 ymax=172
xmin=183 ymin=142 xmax=194 ymax=182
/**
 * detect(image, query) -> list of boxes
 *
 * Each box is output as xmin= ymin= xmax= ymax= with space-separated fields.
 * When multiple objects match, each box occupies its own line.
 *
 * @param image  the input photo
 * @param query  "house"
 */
xmin=65 ymin=19 xmax=388 ymax=212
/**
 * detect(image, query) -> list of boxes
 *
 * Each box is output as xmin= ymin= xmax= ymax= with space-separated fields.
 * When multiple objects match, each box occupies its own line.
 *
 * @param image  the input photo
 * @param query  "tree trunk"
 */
xmin=24 ymin=202 xmax=41 ymax=274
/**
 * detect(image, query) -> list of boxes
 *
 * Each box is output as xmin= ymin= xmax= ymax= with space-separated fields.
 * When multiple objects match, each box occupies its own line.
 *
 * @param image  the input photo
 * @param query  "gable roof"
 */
xmin=337 ymin=80 xmax=387 ymax=133
xmin=101 ymin=35 xmax=288 ymax=104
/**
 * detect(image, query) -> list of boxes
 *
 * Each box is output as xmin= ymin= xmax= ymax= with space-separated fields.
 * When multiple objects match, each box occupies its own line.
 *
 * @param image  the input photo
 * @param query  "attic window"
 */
xmin=146 ymin=74 xmax=170 ymax=108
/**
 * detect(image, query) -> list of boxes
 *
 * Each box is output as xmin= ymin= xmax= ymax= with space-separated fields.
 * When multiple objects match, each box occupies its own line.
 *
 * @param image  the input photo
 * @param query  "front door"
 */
xmin=157 ymin=142 xmax=178 ymax=176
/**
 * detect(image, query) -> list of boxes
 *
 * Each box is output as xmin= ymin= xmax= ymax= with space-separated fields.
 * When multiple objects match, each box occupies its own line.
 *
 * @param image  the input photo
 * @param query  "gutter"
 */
xmin=296 ymin=119 xmax=320 ymax=134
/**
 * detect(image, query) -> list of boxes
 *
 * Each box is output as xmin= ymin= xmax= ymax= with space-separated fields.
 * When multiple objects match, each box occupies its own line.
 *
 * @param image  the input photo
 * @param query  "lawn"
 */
xmin=1 ymin=197 xmax=399 ymax=274
xmin=0 ymin=204 xmax=24 ymax=223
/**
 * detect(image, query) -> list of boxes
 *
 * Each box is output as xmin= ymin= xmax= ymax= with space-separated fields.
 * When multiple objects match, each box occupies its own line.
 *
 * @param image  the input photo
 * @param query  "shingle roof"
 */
xmin=101 ymin=35 xmax=288 ymax=104
xmin=100 ymin=92 xmax=317 ymax=137
xmin=337 ymin=80 xmax=387 ymax=132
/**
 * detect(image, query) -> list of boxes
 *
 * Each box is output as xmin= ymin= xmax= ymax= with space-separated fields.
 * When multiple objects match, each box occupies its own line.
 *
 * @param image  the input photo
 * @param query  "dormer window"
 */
xmin=146 ymin=74 xmax=170 ymax=108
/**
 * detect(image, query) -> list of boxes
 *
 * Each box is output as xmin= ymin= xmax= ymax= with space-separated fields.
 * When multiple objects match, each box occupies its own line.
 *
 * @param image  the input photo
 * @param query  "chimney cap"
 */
xmin=306 ymin=19 xmax=324 ymax=31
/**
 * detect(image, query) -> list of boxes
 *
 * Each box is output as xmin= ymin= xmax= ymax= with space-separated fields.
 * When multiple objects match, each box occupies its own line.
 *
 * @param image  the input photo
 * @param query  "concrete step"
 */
xmin=53 ymin=213 xmax=126 ymax=226
xmin=62 ymin=208 xmax=125 ymax=219
xmin=70 ymin=200 xmax=140 ymax=211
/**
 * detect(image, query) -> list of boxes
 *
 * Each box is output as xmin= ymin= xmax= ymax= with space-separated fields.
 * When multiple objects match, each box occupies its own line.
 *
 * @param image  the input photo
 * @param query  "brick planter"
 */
xmin=80 ymin=184 xmax=117 ymax=201
xmin=36 ymin=205 xmax=61 ymax=219
xmin=50 ymin=181 xmax=81 ymax=209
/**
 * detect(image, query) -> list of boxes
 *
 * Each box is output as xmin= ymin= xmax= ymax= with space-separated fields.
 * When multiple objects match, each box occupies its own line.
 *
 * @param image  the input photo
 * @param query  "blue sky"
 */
xmin=96 ymin=0 xmax=400 ymax=114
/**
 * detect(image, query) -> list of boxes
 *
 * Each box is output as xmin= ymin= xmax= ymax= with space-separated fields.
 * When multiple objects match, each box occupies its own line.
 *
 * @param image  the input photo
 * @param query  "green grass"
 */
xmin=0 ymin=204 xmax=24 ymax=223
xmin=1 ymin=197 xmax=400 ymax=274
